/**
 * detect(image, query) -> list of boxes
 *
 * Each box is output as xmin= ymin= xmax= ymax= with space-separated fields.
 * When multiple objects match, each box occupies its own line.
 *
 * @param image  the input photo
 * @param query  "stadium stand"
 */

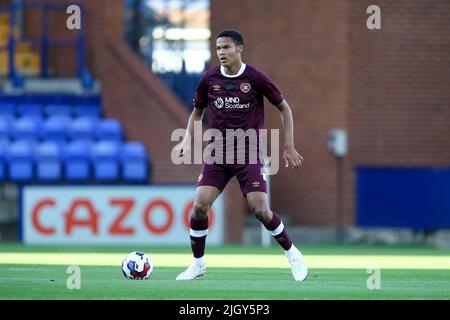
xmin=0 ymin=96 xmax=151 ymax=184
xmin=0 ymin=0 xmax=151 ymax=185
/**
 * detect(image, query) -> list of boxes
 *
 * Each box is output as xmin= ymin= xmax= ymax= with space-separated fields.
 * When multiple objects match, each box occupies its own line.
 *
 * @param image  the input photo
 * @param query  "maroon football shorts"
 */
xmin=197 ymin=162 xmax=267 ymax=197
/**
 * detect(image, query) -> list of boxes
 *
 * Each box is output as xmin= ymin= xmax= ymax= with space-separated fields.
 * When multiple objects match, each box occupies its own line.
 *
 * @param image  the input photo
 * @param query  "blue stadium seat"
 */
xmin=73 ymin=104 xmax=101 ymax=118
xmin=12 ymin=117 xmax=41 ymax=142
xmin=64 ymin=140 xmax=91 ymax=181
xmin=0 ymin=143 xmax=5 ymax=180
xmin=68 ymin=117 xmax=98 ymax=142
xmin=0 ymin=103 xmax=16 ymax=117
xmin=7 ymin=141 xmax=34 ymax=182
xmin=16 ymin=103 xmax=44 ymax=118
xmin=0 ymin=116 xmax=11 ymax=143
xmin=35 ymin=142 xmax=62 ymax=181
xmin=96 ymin=119 xmax=123 ymax=141
xmin=41 ymin=116 xmax=70 ymax=146
xmin=91 ymin=141 xmax=120 ymax=181
xmin=121 ymin=142 xmax=148 ymax=182
xmin=45 ymin=104 xmax=72 ymax=118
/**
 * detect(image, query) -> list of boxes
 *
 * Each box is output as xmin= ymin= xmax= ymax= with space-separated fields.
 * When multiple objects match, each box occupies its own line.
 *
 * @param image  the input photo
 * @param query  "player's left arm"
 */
xmin=274 ymin=99 xmax=303 ymax=171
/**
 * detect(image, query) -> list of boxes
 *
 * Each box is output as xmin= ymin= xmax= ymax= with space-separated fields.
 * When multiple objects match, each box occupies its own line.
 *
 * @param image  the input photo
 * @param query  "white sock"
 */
xmin=194 ymin=256 xmax=205 ymax=268
xmin=285 ymin=245 xmax=300 ymax=259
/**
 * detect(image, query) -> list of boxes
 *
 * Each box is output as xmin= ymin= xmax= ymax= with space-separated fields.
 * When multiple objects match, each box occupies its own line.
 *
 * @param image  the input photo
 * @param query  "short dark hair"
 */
xmin=216 ymin=29 xmax=244 ymax=46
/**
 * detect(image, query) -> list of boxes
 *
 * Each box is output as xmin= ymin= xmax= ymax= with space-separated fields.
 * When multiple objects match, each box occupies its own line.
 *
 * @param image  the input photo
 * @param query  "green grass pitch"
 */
xmin=0 ymin=244 xmax=449 ymax=300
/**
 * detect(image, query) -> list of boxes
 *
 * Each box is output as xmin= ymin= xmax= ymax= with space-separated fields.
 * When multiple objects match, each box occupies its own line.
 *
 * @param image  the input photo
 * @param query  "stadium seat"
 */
xmin=40 ymin=116 xmax=70 ymax=146
xmin=0 ymin=143 xmax=5 ymax=180
xmin=96 ymin=119 xmax=123 ymax=142
xmin=16 ymin=103 xmax=44 ymax=118
xmin=68 ymin=117 xmax=97 ymax=142
xmin=35 ymin=142 xmax=62 ymax=181
xmin=121 ymin=142 xmax=148 ymax=182
xmin=0 ymin=116 xmax=11 ymax=142
xmin=0 ymin=103 xmax=16 ymax=117
xmin=64 ymin=140 xmax=91 ymax=181
xmin=91 ymin=141 xmax=120 ymax=181
xmin=7 ymin=140 xmax=34 ymax=182
xmin=73 ymin=104 xmax=101 ymax=118
xmin=45 ymin=104 xmax=72 ymax=118
xmin=11 ymin=117 xmax=41 ymax=142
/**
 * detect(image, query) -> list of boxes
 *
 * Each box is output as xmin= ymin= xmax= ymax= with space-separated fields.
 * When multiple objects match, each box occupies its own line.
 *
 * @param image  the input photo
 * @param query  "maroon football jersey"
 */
xmin=193 ymin=63 xmax=283 ymax=131
xmin=193 ymin=63 xmax=283 ymax=163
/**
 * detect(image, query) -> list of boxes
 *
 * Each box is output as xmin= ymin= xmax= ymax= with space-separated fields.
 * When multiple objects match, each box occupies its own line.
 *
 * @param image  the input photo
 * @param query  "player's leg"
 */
xmin=176 ymin=164 xmax=232 ymax=280
xmin=245 ymin=191 xmax=294 ymax=250
xmin=246 ymin=191 xmax=308 ymax=281
xmin=176 ymin=185 xmax=220 ymax=280
xmin=235 ymin=163 xmax=307 ymax=281
xmin=190 ymin=185 xmax=221 ymax=266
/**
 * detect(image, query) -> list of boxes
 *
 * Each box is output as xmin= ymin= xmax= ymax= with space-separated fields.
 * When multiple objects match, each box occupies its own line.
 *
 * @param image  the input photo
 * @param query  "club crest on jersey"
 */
xmin=240 ymin=82 xmax=251 ymax=93
xmin=214 ymin=97 xmax=224 ymax=108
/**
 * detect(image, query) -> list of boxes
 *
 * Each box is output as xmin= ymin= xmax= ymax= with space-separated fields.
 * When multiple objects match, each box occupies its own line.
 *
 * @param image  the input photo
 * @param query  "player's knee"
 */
xmin=192 ymin=202 xmax=209 ymax=220
xmin=251 ymin=206 xmax=271 ymax=224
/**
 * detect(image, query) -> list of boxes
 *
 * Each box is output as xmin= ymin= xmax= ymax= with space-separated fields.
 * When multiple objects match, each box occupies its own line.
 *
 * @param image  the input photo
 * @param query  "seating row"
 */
xmin=0 ymin=140 xmax=149 ymax=182
xmin=0 ymin=116 xmax=123 ymax=143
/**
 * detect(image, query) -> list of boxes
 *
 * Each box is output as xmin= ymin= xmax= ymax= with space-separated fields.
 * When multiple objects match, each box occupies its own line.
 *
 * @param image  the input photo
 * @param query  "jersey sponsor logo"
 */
xmin=225 ymin=97 xmax=240 ymax=103
xmin=212 ymin=85 xmax=221 ymax=91
xmin=240 ymin=82 xmax=251 ymax=93
xmin=214 ymin=97 xmax=224 ymax=108
xmin=215 ymin=97 xmax=250 ymax=109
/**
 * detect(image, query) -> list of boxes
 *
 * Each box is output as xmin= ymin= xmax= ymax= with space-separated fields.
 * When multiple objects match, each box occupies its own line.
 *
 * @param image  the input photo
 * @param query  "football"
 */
xmin=121 ymin=251 xmax=153 ymax=280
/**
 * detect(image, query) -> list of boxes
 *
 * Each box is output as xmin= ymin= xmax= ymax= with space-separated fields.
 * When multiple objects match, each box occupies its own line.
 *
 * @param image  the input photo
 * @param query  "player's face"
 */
xmin=216 ymin=37 xmax=243 ymax=68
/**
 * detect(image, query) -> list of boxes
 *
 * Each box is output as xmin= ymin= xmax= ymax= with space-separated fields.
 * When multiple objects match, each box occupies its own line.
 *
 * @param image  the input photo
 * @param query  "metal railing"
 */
xmin=0 ymin=2 xmax=92 ymax=88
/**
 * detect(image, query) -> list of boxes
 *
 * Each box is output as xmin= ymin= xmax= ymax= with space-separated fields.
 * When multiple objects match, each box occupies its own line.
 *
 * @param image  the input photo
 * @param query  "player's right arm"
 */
xmin=175 ymin=107 xmax=205 ymax=157
xmin=255 ymin=68 xmax=303 ymax=170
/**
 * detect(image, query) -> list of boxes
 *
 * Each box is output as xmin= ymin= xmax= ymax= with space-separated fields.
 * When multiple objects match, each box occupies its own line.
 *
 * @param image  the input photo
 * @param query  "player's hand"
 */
xmin=283 ymin=146 xmax=303 ymax=171
xmin=175 ymin=140 xmax=191 ymax=158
